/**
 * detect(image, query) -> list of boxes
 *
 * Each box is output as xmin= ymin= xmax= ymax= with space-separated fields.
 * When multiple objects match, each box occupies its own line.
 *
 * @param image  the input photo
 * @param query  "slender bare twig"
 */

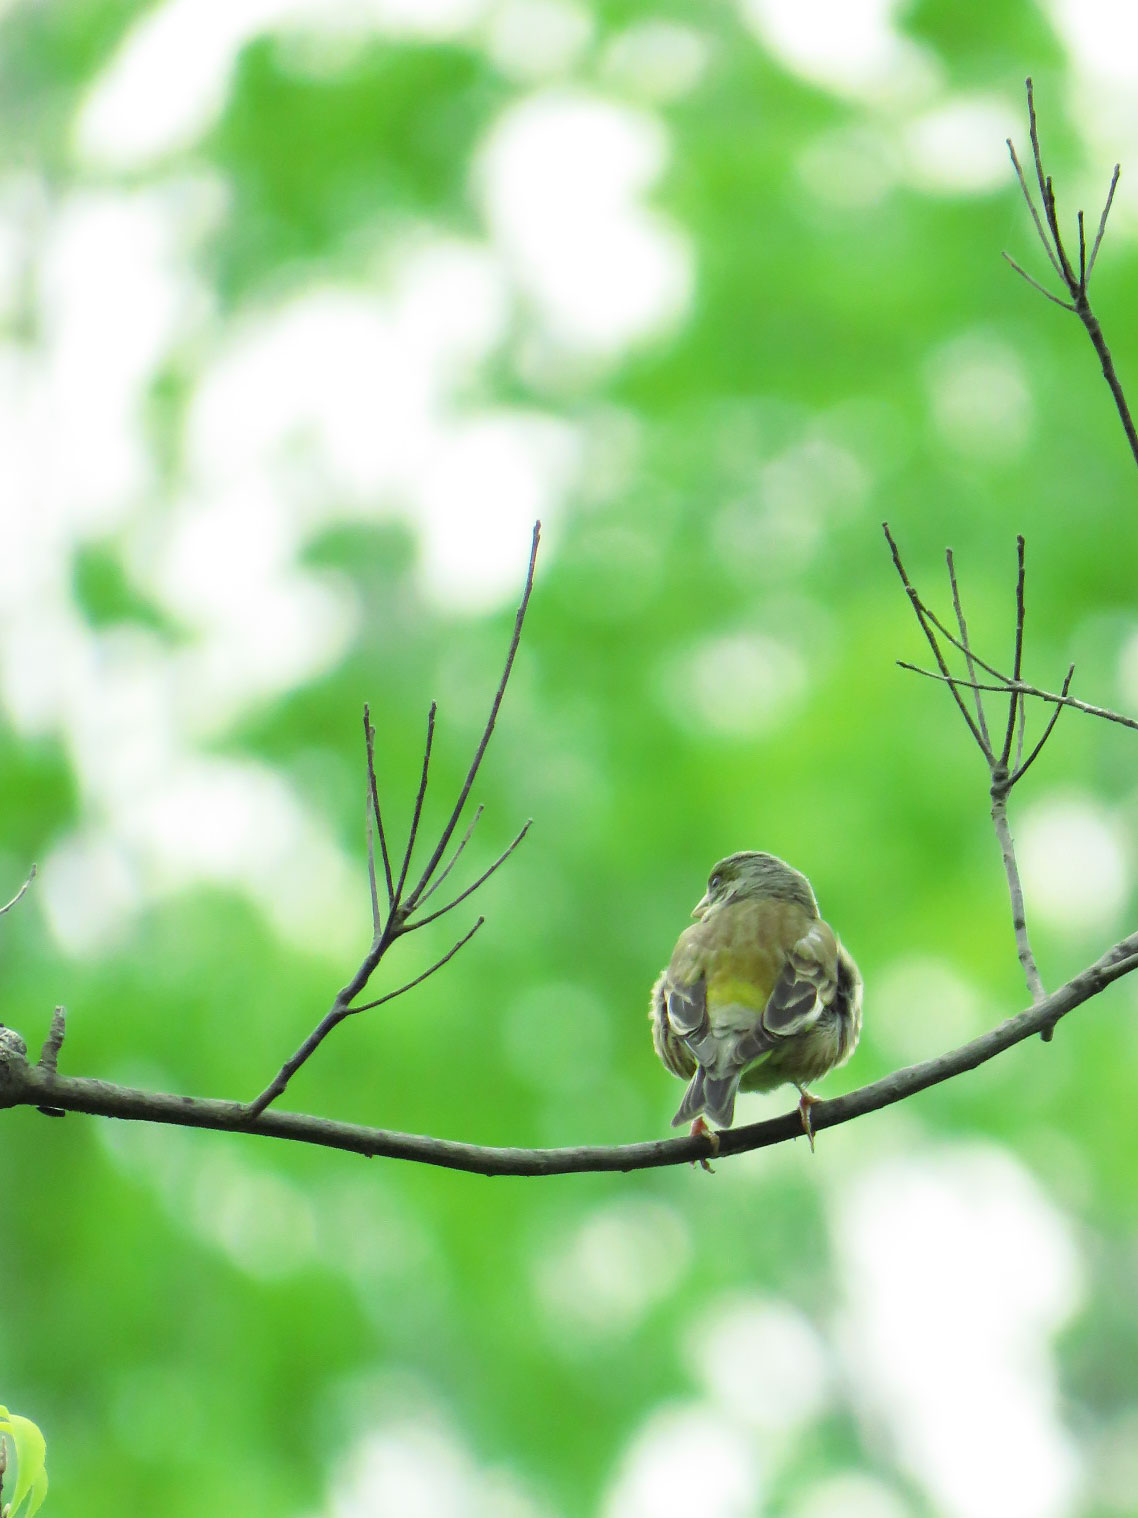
xmin=365 ymin=785 xmax=382 ymax=933
xmin=1014 ymin=665 xmax=1075 ymax=783
xmin=1007 ymin=139 xmax=1063 ymax=277
xmin=883 ymin=523 xmax=987 ymax=752
xmin=1087 ymin=164 xmax=1120 ymax=278
xmin=0 ymin=864 xmax=35 ymax=917
xmin=896 ymin=666 xmax=1138 ymax=733
xmin=947 ymin=549 xmax=991 ymax=751
xmin=364 ymin=710 xmax=395 ymax=912
xmin=4 ymin=931 xmax=1136 ymax=1174
xmin=392 ymin=703 xmax=437 ymax=909
xmin=403 ymin=522 xmax=541 ymax=916
xmin=1006 ymin=78 xmax=1138 ymax=470
xmin=990 ymin=783 xmax=1045 ymax=1004
xmin=1002 ymin=253 xmax=1076 ymax=309
xmin=351 ymin=918 xmax=485 ymax=1013
xmin=416 ymin=805 xmax=484 ymax=906
xmin=998 ymin=537 xmax=1028 ymax=770
xmin=404 ymin=820 xmax=531 ymax=932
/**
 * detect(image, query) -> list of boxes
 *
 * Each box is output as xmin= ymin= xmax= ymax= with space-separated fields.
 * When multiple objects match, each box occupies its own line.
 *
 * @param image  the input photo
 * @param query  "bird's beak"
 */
xmin=691 ymin=892 xmax=710 ymax=919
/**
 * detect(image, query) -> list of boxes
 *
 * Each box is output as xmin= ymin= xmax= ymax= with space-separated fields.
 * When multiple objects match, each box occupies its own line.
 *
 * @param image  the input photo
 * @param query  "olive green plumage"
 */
xmin=650 ymin=851 xmax=863 ymax=1131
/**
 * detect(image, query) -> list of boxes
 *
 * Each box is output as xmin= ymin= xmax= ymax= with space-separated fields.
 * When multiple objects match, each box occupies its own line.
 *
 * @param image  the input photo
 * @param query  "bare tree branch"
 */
xmin=3 ymin=932 xmax=1136 ymax=1174
xmin=242 ymin=525 xmax=541 ymax=1120
xmin=888 ymin=529 xmax=1049 ymax=1004
xmin=1007 ymin=78 xmax=1138 ymax=470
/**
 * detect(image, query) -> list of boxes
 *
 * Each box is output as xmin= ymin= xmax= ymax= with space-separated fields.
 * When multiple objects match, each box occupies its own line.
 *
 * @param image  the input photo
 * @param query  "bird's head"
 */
xmin=691 ymin=851 xmax=818 ymax=920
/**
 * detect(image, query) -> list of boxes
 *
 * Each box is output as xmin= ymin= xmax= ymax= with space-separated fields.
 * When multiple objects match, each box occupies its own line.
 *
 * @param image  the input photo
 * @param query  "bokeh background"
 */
xmin=3 ymin=1 xmax=1138 ymax=1514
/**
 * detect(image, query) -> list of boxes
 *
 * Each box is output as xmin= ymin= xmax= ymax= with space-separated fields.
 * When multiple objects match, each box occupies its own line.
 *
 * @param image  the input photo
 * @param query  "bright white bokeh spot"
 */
xmin=737 ymin=0 xmax=939 ymax=104
xmin=76 ymin=0 xmax=492 ymax=168
xmin=833 ymin=1145 xmax=1084 ymax=1518
xmin=1043 ymin=0 xmax=1138 ymax=86
xmin=686 ymin=1296 xmax=831 ymax=1433
xmin=660 ymin=631 xmax=808 ymax=738
xmin=172 ymin=242 xmax=577 ymax=610
xmin=319 ymin=1415 xmax=544 ymax=1518
xmin=926 ymin=332 xmax=1032 ymax=458
xmin=600 ymin=21 xmax=711 ymax=103
xmin=536 ymin=1200 xmax=690 ymax=1335
xmin=904 ymin=97 xmax=1020 ymax=193
xmin=482 ymin=0 xmax=593 ymax=81
xmin=476 ymin=89 xmax=692 ymax=356
xmin=1017 ymin=793 xmax=1130 ymax=934
xmin=603 ymin=1403 xmax=760 ymax=1518
xmin=873 ymin=956 xmax=988 ymax=1064
xmin=40 ymin=828 xmax=141 ymax=956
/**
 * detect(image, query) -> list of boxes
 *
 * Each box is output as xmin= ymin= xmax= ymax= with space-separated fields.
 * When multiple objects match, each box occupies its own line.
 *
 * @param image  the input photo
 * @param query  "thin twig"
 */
xmin=947 ymin=549 xmax=992 ymax=752
xmin=1007 ymin=81 xmax=1138 ymax=471
xmin=990 ymin=780 xmax=1045 ymax=1004
xmin=4 ymin=931 xmax=1137 ymax=1174
xmin=897 ymin=665 xmax=1138 ymax=733
xmin=393 ymin=703 xmax=437 ymax=908
xmin=1087 ymin=165 xmax=1120 ymax=279
xmin=1013 ymin=665 xmax=1075 ymax=783
xmin=364 ymin=710 xmax=395 ymax=911
xmin=365 ymin=784 xmax=381 ymax=933
xmin=883 ymin=523 xmax=986 ymax=752
xmin=0 ymin=864 xmax=36 ymax=917
xmin=1001 ymin=253 xmax=1075 ymax=309
xmin=416 ymin=805 xmax=485 ymax=907
xmin=403 ymin=522 xmax=541 ymax=916
xmin=1006 ymin=138 xmax=1063 ymax=277
xmin=351 ymin=918 xmax=485 ymax=1012
xmin=405 ymin=821 xmax=531 ymax=932
xmin=999 ymin=536 xmax=1028 ymax=769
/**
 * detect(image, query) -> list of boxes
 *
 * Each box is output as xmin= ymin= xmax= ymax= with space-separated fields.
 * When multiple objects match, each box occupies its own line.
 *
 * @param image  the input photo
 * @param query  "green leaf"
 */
xmin=0 ymin=1408 xmax=49 ymax=1517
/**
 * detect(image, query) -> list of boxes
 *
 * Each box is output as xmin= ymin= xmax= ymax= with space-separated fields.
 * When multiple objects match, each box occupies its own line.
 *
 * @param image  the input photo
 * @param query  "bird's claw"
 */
xmin=796 ymin=1087 xmax=819 ymax=1153
xmin=690 ymin=1115 xmax=719 ymax=1173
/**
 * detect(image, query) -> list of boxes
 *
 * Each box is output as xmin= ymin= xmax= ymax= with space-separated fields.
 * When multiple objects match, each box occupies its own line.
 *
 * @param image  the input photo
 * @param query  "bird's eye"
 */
xmin=709 ymin=874 xmax=722 ymax=891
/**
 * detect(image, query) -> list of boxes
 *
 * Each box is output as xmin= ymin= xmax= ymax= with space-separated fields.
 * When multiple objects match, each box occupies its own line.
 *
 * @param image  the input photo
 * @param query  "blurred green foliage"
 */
xmin=3 ymin=2 xmax=1138 ymax=1516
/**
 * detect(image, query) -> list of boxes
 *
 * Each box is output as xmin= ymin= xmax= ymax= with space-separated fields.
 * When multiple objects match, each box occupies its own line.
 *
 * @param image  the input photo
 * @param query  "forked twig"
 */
xmin=886 ymin=526 xmax=1058 ymax=1008
xmin=241 ymin=524 xmax=541 ymax=1119
xmin=1005 ymin=77 xmax=1138 ymax=470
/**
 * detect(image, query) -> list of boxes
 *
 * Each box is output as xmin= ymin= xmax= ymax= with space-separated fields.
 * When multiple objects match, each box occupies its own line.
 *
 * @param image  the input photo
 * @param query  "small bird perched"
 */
xmin=650 ymin=851 xmax=862 ymax=1150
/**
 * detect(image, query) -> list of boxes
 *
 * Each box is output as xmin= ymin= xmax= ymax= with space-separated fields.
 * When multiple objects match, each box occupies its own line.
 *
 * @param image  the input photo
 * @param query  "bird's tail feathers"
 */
xmin=671 ymin=1068 xmax=741 ymax=1130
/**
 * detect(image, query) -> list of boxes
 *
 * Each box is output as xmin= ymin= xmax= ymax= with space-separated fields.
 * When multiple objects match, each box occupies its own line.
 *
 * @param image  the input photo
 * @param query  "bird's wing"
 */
xmin=761 ymin=920 xmax=839 ymax=1037
xmin=649 ymin=970 xmax=697 ymax=1080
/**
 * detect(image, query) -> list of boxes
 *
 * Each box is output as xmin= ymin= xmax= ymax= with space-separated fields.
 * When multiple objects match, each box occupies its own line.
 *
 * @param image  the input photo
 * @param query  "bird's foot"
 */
xmin=690 ymin=1115 xmax=719 ymax=1173
xmin=796 ymin=1087 xmax=819 ymax=1153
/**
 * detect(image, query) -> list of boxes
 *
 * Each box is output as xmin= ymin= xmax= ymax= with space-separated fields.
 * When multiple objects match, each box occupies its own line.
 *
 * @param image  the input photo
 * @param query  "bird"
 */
xmin=650 ymin=851 xmax=862 ymax=1152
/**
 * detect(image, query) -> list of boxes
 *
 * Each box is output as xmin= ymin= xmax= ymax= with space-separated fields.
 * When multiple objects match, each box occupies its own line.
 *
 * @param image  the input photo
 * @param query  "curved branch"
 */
xmin=4 ymin=931 xmax=1136 ymax=1176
